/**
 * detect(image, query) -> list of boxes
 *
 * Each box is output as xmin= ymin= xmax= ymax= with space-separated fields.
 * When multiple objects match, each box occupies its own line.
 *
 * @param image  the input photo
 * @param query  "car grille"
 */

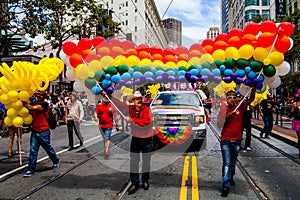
xmin=154 ymin=114 xmax=193 ymax=126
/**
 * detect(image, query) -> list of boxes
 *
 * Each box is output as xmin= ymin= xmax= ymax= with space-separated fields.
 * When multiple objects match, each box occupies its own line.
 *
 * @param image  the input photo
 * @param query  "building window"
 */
xmin=135 ymin=0 xmax=137 ymax=2
xmin=261 ymin=0 xmax=270 ymax=6
xmin=111 ymin=0 xmax=113 ymax=4
xmin=135 ymin=8 xmax=137 ymax=12
xmin=245 ymin=0 xmax=259 ymax=6
xmin=245 ymin=9 xmax=259 ymax=22
xmin=126 ymin=20 xmax=128 ymax=25
xmin=126 ymin=1 xmax=128 ymax=7
xmin=262 ymin=10 xmax=270 ymax=19
xmin=135 ymin=26 xmax=137 ymax=32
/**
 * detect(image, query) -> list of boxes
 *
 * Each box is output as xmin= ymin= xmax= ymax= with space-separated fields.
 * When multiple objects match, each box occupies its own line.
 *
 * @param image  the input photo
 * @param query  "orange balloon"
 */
xmin=228 ymin=36 xmax=241 ymax=48
xmin=138 ymin=51 xmax=151 ymax=59
xmin=151 ymin=54 xmax=163 ymax=61
xmin=275 ymin=35 xmax=291 ymax=53
xmin=241 ymin=34 xmax=256 ymax=45
xmin=188 ymin=50 xmax=202 ymax=58
xmin=203 ymin=45 xmax=213 ymax=54
xmin=97 ymin=46 xmax=111 ymax=56
xmin=164 ymin=54 xmax=177 ymax=63
xmin=69 ymin=54 xmax=83 ymax=68
xmin=213 ymin=41 xmax=228 ymax=51
xmin=177 ymin=54 xmax=188 ymax=61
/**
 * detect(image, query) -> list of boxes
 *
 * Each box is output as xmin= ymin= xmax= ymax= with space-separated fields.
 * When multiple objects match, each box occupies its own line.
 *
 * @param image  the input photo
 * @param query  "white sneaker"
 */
xmin=246 ymin=147 xmax=251 ymax=151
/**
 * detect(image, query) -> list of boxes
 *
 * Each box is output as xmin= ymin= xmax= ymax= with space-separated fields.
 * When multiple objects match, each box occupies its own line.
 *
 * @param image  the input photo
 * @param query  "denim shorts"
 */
xmin=100 ymin=128 xmax=112 ymax=139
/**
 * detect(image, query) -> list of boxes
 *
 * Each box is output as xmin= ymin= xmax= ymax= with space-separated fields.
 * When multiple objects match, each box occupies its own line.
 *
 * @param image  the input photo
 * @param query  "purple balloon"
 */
xmin=185 ymin=71 xmax=191 ymax=80
xmin=235 ymin=77 xmax=243 ymax=84
xmin=114 ymin=83 xmax=121 ymax=90
xmin=140 ymin=75 xmax=146 ymax=82
xmin=168 ymin=76 xmax=176 ymax=82
xmin=156 ymin=76 xmax=163 ymax=83
xmin=178 ymin=76 xmax=187 ymax=82
xmin=134 ymin=79 xmax=141 ymax=86
xmin=244 ymin=78 xmax=252 ymax=86
xmin=105 ymin=86 xmax=114 ymax=94
xmin=231 ymin=73 xmax=237 ymax=80
xmin=190 ymin=75 xmax=199 ymax=83
xmin=162 ymin=72 xmax=169 ymax=79
xmin=256 ymin=81 xmax=263 ymax=89
xmin=124 ymin=81 xmax=132 ymax=88
xmin=146 ymin=77 xmax=154 ymax=83
xmin=213 ymin=76 xmax=222 ymax=83
xmin=201 ymin=75 xmax=208 ymax=82
xmin=252 ymin=78 xmax=259 ymax=86
xmin=223 ymin=76 xmax=232 ymax=83
xmin=119 ymin=79 xmax=125 ymax=85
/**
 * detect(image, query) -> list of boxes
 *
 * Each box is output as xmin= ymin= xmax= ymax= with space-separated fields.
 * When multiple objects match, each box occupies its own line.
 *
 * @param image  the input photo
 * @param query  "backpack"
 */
xmin=43 ymin=108 xmax=57 ymax=130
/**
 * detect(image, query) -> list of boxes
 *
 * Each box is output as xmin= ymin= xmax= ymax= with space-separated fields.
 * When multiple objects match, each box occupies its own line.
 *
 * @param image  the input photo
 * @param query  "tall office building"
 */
xmin=207 ymin=27 xmax=220 ymax=40
xmin=221 ymin=0 xmax=230 ymax=33
xmin=100 ymin=0 xmax=169 ymax=48
xmin=162 ymin=18 xmax=182 ymax=47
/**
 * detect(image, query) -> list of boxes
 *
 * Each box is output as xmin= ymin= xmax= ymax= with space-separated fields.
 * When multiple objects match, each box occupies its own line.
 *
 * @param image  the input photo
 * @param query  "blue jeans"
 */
xmin=262 ymin=116 xmax=273 ymax=137
xmin=27 ymin=129 xmax=59 ymax=172
xmin=130 ymin=136 xmax=153 ymax=187
xmin=220 ymin=140 xmax=241 ymax=188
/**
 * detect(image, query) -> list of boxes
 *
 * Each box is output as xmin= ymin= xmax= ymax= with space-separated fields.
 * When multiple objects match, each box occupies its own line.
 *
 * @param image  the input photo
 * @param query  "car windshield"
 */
xmin=152 ymin=93 xmax=201 ymax=107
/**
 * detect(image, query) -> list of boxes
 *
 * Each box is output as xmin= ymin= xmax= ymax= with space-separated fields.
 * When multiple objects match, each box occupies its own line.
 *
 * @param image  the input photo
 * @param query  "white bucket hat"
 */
xmin=129 ymin=91 xmax=143 ymax=102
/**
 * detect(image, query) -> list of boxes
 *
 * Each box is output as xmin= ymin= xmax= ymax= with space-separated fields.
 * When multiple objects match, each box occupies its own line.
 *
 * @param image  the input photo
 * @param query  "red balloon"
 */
xmin=277 ymin=22 xmax=294 ymax=36
xmin=77 ymin=38 xmax=92 ymax=50
xmin=189 ymin=43 xmax=203 ymax=51
xmin=188 ymin=50 xmax=202 ymax=58
xmin=81 ymin=49 xmax=96 ymax=60
xmin=228 ymin=28 xmax=243 ymax=38
xmin=257 ymin=32 xmax=276 ymax=48
xmin=111 ymin=46 xmax=124 ymax=58
xmin=203 ymin=45 xmax=214 ymax=54
xmin=228 ymin=36 xmax=241 ymax=48
xmin=275 ymin=35 xmax=291 ymax=53
xmin=91 ymin=37 xmax=106 ymax=48
xmin=175 ymin=46 xmax=189 ymax=55
xmin=260 ymin=20 xmax=277 ymax=33
xmin=215 ymin=33 xmax=229 ymax=42
xmin=121 ymin=40 xmax=135 ymax=51
xmin=62 ymin=41 xmax=77 ymax=56
xmin=244 ymin=23 xmax=260 ymax=35
xmin=108 ymin=38 xmax=121 ymax=46
xmin=148 ymin=46 xmax=163 ymax=55
xmin=136 ymin=44 xmax=150 ymax=51
xmin=69 ymin=54 xmax=83 ymax=68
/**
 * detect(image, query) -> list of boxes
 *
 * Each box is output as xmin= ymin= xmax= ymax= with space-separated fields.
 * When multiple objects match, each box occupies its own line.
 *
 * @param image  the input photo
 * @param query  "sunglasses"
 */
xmin=227 ymin=96 xmax=237 ymax=100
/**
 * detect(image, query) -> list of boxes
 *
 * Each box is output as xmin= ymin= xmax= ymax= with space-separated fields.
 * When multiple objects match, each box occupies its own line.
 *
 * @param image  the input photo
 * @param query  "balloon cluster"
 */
xmin=0 ymin=58 xmax=64 ymax=127
xmin=61 ymin=21 xmax=294 ymax=100
xmin=155 ymin=126 xmax=192 ymax=145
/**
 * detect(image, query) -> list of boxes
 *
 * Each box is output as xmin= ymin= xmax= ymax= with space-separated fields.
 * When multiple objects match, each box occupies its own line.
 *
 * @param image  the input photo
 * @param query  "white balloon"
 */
xmin=112 ymin=89 xmax=123 ymax=99
xmin=72 ymin=39 xmax=79 ymax=45
xmin=276 ymin=61 xmax=290 ymax=76
xmin=238 ymin=84 xmax=251 ymax=96
xmin=73 ymin=78 xmax=85 ymax=92
xmin=267 ymin=75 xmax=281 ymax=88
xmin=66 ymin=67 xmax=76 ymax=81
xmin=264 ymin=75 xmax=276 ymax=84
xmin=288 ymin=37 xmax=294 ymax=50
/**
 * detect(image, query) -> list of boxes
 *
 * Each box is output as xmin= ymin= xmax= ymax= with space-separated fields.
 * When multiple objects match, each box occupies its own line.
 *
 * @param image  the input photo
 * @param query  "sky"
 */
xmin=154 ymin=0 xmax=221 ymax=47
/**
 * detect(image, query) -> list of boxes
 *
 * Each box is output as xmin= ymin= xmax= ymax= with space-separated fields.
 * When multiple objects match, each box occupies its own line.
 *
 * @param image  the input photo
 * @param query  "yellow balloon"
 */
xmin=7 ymin=108 xmax=18 ymax=118
xmin=212 ymin=49 xmax=226 ymax=62
xmin=263 ymin=58 xmax=271 ymax=65
xmin=270 ymin=51 xmax=284 ymax=66
xmin=177 ymin=60 xmax=189 ymax=68
xmin=139 ymin=58 xmax=152 ymax=66
xmin=165 ymin=61 xmax=177 ymax=68
xmin=127 ymin=55 xmax=140 ymax=67
xmin=100 ymin=56 xmax=114 ymax=69
xmin=4 ymin=116 xmax=13 ymax=126
xmin=13 ymin=116 xmax=23 ymax=127
xmin=225 ymin=47 xmax=239 ymax=59
xmin=0 ymin=93 xmax=10 ymax=104
xmin=23 ymin=114 xmax=33 ymax=124
xmin=238 ymin=44 xmax=254 ymax=60
xmin=8 ymin=90 xmax=19 ymax=101
xmin=152 ymin=60 xmax=164 ymax=66
xmin=12 ymin=100 xmax=23 ymax=110
xmin=200 ymin=53 xmax=213 ymax=64
xmin=18 ymin=107 xmax=29 ymax=117
xmin=253 ymin=47 xmax=268 ymax=62
xmin=189 ymin=57 xmax=201 ymax=65
xmin=75 ymin=64 xmax=90 ymax=80
xmin=89 ymin=60 xmax=101 ymax=72
xmin=10 ymin=80 xmax=21 ymax=91
xmin=18 ymin=90 xmax=30 ymax=101
xmin=20 ymin=80 xmax=32 ymax=91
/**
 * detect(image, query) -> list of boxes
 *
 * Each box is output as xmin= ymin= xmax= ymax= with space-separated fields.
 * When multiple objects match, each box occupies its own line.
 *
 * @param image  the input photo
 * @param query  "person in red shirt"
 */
xmin=217 ymin=87 xmax=255 ymax=197
xmin=94 ymin=96 xmax=119 ymax=159
xmin=23 ymin=91 xmax=60 ymax=177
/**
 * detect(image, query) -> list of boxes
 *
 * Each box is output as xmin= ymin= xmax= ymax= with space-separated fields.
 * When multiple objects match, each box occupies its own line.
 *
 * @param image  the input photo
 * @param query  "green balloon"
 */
xmin=213 ymin=60 xmax=223 ymax=68
xmin=250 ymin=61 xmax=263 ymax=72
xmin=202 ymin=62 xmax=211 ymax=69
xmin=142 ymin=65 xmax=152 ymax=73
xmin=156 ymin=66 xmax=164 ymax=71
xmin=105 ymin=66 xmax=118 ymax=76
xmin=94 ymin=70 xmax=106 ymax=82
xmin=237 ymin=59 xmax=249 ymax=69
xmin=223 ymin=58 xmax=236 ymax=69
xmin=118 ymin=64 xmax=129 ymax=75
xmin=132 ymin=65 xmax=142 ymax=72
xmin=188 ymin=64 xmax=197 ymax=71
xmin=84 ymin=77 xmax=97 ymax=89
xmin=178 ymin=66 xmax=188 ymax=71
xmin=263 ymin=65 xmax=276 ymax=77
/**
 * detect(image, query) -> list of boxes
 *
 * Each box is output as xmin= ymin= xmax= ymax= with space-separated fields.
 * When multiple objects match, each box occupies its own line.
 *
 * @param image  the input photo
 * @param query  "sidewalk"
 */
xmin=251 ymin=118 xmax=298 ymax=147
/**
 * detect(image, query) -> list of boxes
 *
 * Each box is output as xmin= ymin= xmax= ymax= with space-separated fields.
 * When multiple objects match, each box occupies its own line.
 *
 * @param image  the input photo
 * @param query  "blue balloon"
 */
xmin=245 ymin=66 xmax=251 ymax=73
xmin=144 ymin=71 xmax=154 ymax=78
xmin=105 ymin=74 xmax=111 ymax=80
xmin=219 ymin=65 xmax=226 ymax=72
xmin=190 ymin=69 xmax=199 ymax=76
xmin=167 ymin=70 xmax=176 ymax=77
xmin=178 ymin=70 xmax=186 ymax=77
xmin=236 ymin=69 xmax=245 ymax=77
xmin=121 ymin=72 xmax=131 ymax=81
xmin=111 ymin=75 xmax=121 ymax=83
xmin=247 ymin=71 xmax=256 ymax=79
xmin=133 ymin=71 xmax=142 ymax=79
xmin=155 ymin=70 xmax=164 ymax=77
xmin=151 ymin=68 xmax=157 ymax=74
xmin=257 ymin=74 xmax=264 ymax=82
xmin=102 ymin=79 xmax=111 ymax=89
xmin=223 ymin=69 xmax=233 ymax=77
xmin=128 ymin=68 xmax=134 ymax=74
xmin=197 ymin=66 xmax=203 ymax=71
xmin=201 ymin=68 xmax=210 ymax=76
xmin=91 ymin=86 xmax=102 ymax=95
xmin=212 ymin=68 xmax=221 ymax=76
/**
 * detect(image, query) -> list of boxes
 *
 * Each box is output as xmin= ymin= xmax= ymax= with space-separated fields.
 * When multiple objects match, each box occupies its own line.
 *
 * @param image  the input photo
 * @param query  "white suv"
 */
xmin=150 ymin=90 xmax=207 ymax=152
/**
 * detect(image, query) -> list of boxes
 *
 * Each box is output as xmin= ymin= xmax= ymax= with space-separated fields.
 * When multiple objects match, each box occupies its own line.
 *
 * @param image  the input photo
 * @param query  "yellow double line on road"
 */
xmin=180 ymin=155 xmax=199 ymax=200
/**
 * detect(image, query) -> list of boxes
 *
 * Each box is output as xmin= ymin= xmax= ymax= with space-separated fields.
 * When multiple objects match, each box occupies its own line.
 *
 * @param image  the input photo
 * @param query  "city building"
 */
xmin=100 ymin=0 xmax=169 ymax=48
xmin=221 ymin=0 xmax=230 ymax=33
xmin=162 ymin=18 xmax=182 ymax=47
xmin=287 ymin=0 xmax=300 ymax=15
xmin=206 ymin=27 xmax=220 ymax=40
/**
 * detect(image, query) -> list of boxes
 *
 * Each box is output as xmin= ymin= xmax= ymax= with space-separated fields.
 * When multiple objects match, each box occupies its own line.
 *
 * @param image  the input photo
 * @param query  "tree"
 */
xmin=21 ymin=0 xmax=120 ymax=58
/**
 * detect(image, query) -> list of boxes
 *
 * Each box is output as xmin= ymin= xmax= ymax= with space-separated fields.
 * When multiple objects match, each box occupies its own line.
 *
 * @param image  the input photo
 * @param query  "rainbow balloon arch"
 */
xmin=61 ymin=20 xmax=294 ymax=103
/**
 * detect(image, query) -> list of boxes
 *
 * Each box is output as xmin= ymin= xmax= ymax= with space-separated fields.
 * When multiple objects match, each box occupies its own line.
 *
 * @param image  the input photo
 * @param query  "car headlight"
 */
xmin=194 ymin=115 xmax=205 ymax=126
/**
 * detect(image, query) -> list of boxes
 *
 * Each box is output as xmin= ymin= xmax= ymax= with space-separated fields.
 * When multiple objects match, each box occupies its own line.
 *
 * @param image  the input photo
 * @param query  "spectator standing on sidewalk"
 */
xmin=94 ymin=96 xmax=119 ymax=159
xmin=66 ymin=92 xmax=84 ymax=151
xmin=217 ymin=87 xmax=255 ymax=197
xmin=286 ymin=89 xmax=300 ymax=158
xmin=242 ymin=104 xmax=254 ymax=151
xmin=8 ymin=126 xmax=23 ymax=157
xmin=259 ymin=94 xmax=277 ymax=138
xmin=23 ymin=91 xmax=60 ymax=177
